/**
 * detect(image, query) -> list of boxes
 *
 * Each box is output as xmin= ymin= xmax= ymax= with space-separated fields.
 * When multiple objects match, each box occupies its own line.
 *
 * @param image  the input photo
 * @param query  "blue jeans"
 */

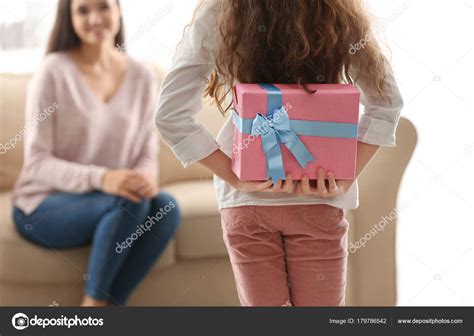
xmin=12 ymin=191 xmax=181 ymax=305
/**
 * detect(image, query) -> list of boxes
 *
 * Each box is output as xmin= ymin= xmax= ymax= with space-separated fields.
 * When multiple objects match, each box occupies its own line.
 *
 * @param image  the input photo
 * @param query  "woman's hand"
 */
xmin=101 ymin=169 xmax=157 ymax=203
xmin=134 ymin=170 xmax=159 ymax=198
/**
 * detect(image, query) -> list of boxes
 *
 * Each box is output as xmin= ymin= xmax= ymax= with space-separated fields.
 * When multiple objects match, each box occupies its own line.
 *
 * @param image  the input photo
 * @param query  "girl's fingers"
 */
xmin=282 ymin=174 xmax=294 ymax=193
xmin=316 ymin=168 xmax=328 ymax=197
xmin=294 ymin=181 xmax=304 ymax=195
xmin=301 ymin=175 xmax=314 ymax=195
xmin=252 ymin=172 xmax=336 ymax=197
xmin=257 ymin=179 xmax=274 ymax=191
xmin=327 ymin=171 xmax=338 ymax=194
xmin=272 ymin=179 xmax=283 ymax=192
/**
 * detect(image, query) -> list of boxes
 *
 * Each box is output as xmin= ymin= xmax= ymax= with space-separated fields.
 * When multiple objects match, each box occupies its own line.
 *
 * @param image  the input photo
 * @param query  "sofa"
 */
xmin=0 ymin=65 xmax=417 ymax=306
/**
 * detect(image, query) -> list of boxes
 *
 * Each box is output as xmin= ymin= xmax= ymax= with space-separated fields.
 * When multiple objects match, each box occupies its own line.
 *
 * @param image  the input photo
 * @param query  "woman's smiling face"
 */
xmin=70 ymin=0 xmax=121 ymax=46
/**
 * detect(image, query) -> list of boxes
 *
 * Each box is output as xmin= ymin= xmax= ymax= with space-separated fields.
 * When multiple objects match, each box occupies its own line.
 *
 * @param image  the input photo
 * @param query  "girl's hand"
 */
xmin=232 ymin=179 xmax=275 ymax=193
xmin=261 ymin=174 xmax=298 ymax=194
xmin=294 ymin=168 xmax=354 ymax=198
xmin=233 ymin=174 xmax=297 ymax=194
xmin=101 ymin=169 xmax=157 ymax=203
xmin=233 ymin=169 xmax=354 ymax=197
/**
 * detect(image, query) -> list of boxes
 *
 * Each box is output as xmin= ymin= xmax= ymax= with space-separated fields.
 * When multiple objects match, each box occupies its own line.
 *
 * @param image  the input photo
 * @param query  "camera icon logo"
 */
xmin=12 ymin=313 xmax=29 ymax=330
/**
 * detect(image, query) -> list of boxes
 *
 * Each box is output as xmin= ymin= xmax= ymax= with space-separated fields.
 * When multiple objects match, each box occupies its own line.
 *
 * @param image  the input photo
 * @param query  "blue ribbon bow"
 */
xmin=250 ymin=106 xmax=315 ymax=182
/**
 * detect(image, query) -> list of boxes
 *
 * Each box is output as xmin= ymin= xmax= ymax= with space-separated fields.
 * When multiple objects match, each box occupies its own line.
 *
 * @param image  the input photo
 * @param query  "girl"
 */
xmin=156 ymin=0 xmax=403 ymax=306
xmin=12 ymin=0 xmax=181 ymax=306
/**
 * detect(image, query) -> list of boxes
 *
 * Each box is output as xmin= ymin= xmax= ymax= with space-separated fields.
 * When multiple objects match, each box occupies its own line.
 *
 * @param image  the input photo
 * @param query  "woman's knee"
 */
xmin=149 ymin=192 xmax=181 ymax=228
xmin=13 ymin=208 xmax=38 ymax=244
xmin=113 ymin=197 xmax=151 ymax=218
xmin=12 ymin=208 xmax=66 ymax=248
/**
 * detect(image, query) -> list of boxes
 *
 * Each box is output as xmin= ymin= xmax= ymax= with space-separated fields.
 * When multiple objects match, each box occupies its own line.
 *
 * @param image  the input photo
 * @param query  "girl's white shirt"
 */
xmin=155 ymin=0 xmax=404 ymax=210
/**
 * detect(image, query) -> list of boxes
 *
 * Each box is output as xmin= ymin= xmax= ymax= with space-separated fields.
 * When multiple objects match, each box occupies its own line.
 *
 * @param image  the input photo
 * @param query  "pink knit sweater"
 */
xmin=12 ymin=52 xmax=159 ymax=215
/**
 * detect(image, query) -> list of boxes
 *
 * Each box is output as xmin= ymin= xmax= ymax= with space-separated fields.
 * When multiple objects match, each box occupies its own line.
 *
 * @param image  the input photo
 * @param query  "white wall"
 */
xmin=370 ymin=0 xmax=474 ymax=306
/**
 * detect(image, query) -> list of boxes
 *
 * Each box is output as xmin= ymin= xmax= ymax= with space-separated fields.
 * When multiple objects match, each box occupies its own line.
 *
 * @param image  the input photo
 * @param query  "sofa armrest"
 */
xmin=347 ymin=117 xmax=418 ymax=306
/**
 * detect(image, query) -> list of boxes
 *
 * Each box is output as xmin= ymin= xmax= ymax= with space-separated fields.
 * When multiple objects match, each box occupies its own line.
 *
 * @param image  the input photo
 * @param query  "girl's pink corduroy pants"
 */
xmin=220 ymin=204 xmax=349 ymax=306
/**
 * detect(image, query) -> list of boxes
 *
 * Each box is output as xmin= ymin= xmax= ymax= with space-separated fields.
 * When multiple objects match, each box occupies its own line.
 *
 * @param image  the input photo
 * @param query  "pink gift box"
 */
xmin=231 ymin=83 xmax=360 ymax=181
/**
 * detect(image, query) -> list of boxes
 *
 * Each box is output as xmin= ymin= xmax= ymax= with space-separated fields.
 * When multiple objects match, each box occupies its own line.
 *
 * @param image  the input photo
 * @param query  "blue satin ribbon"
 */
xmin=232 ymin=84 xmax=358 ymax=183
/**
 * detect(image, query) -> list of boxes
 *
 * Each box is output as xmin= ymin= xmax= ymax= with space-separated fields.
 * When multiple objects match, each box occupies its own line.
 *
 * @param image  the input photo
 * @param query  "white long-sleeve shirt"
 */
xmin=155 ymin=0 xmax=404 ymax=210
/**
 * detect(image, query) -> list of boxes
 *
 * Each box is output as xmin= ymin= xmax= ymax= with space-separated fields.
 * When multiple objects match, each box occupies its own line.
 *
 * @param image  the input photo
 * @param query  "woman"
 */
xmin=155 ymin=0 xmax=403 ymax=306
xmin=12 ymin=0 xmax=181 ymax=306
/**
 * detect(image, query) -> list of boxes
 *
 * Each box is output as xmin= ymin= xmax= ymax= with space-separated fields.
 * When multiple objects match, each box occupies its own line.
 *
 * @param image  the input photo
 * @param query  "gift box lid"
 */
xmin=233 ymin=83 xmax=360 ymax=124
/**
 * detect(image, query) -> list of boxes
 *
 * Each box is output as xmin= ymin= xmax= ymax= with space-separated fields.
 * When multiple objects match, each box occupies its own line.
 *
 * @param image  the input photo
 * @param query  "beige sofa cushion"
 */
xmin=162 ymin=180 xmax=228 ymax=259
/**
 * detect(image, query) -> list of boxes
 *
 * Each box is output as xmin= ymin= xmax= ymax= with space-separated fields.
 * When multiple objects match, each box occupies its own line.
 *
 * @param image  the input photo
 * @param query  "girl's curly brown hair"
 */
xmin=191 ymin=0 xmax=391 ymax=115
